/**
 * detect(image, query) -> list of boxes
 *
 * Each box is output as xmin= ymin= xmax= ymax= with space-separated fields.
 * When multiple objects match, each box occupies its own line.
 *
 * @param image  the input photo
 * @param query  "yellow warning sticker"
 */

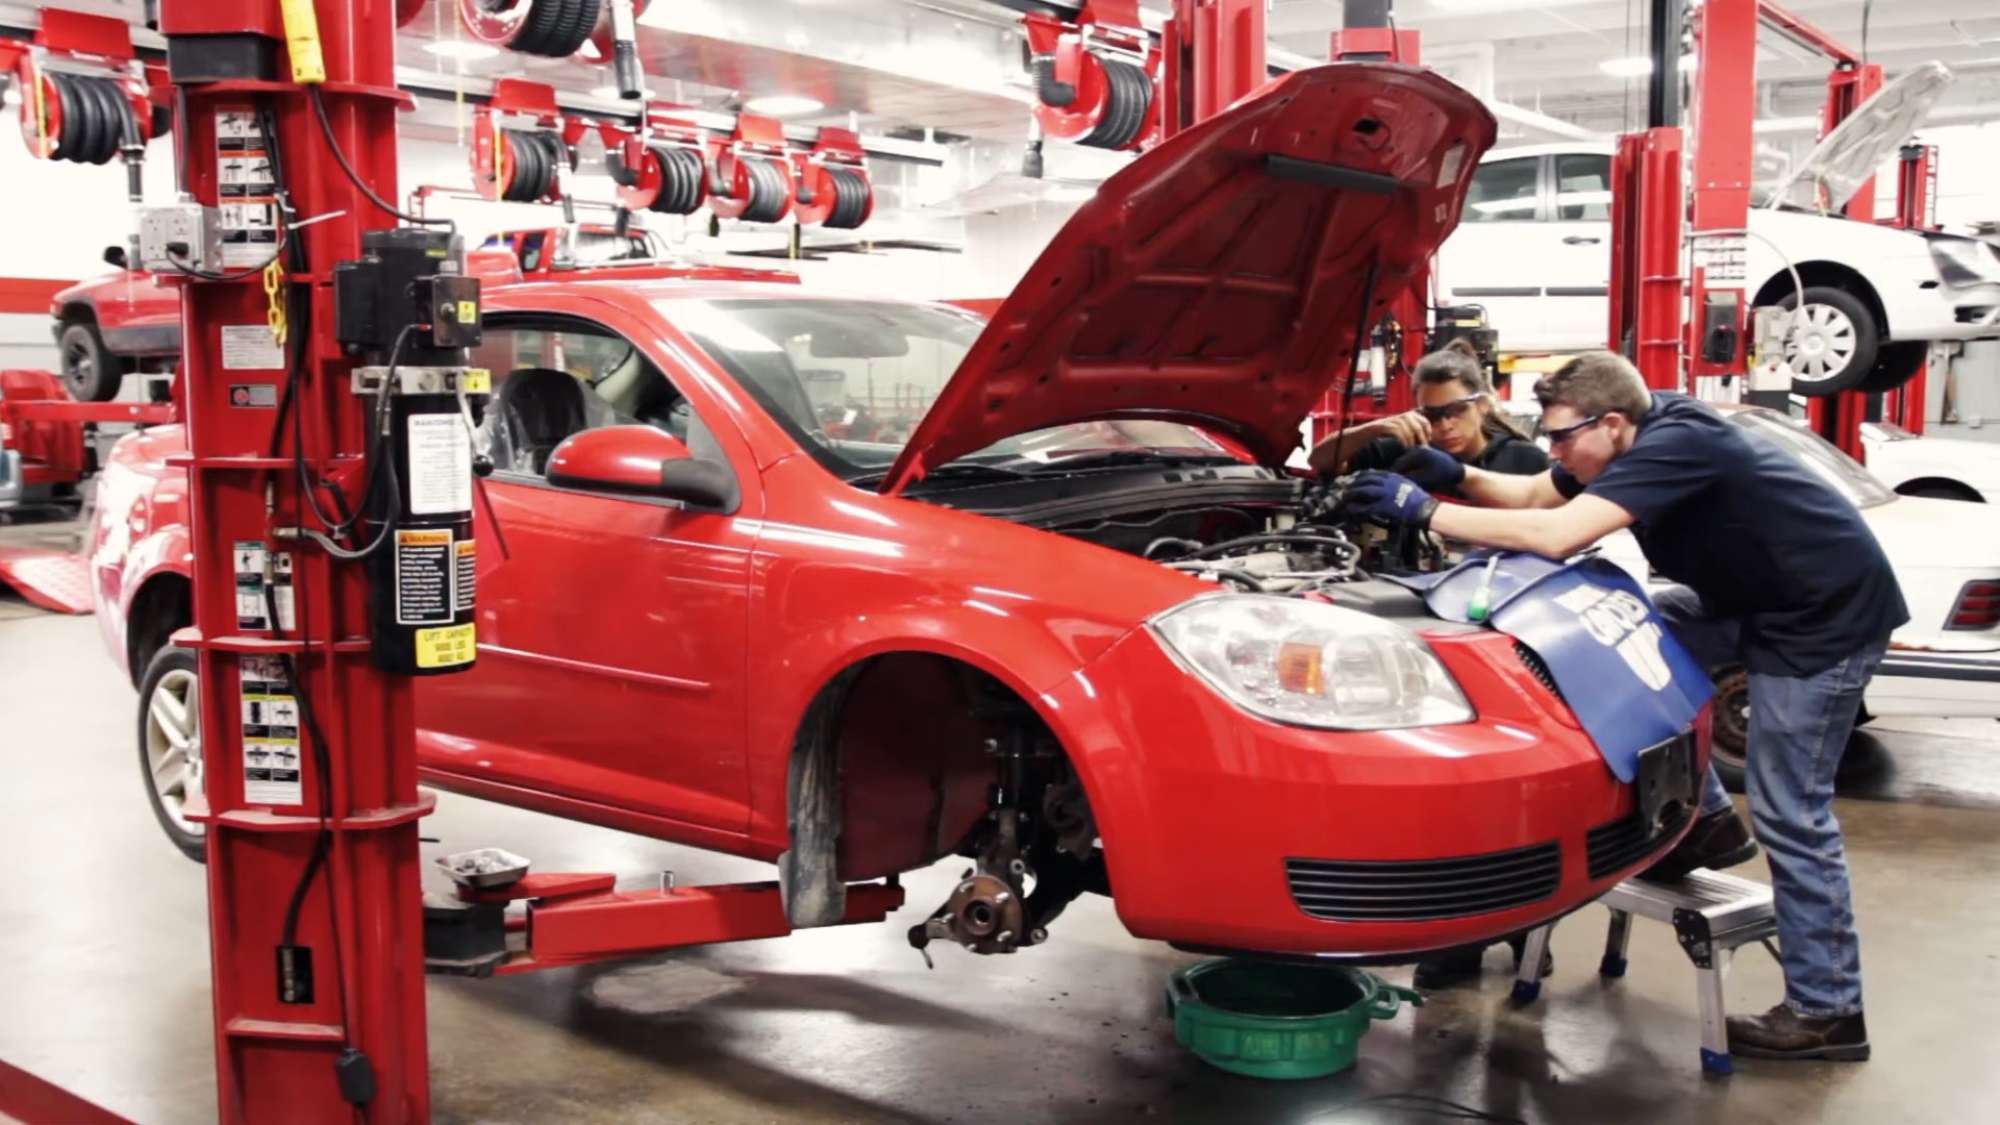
xmin=415 ymin=622 xmax=476 ymax=669
xmin=461 ymin=367 xmax=491 ymax=394
xmin=457 ymin=299 xmax=479 ymax=325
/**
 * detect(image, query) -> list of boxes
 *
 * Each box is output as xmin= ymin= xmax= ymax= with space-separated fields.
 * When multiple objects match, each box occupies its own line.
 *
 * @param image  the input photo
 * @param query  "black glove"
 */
xmin=1391 ymin=445 xmax=1466 ymax=491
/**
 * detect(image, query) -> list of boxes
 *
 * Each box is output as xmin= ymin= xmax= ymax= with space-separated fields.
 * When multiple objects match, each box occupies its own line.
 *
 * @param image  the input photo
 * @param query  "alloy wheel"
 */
xmin=143 ymin=666 xmax=205 ymax=837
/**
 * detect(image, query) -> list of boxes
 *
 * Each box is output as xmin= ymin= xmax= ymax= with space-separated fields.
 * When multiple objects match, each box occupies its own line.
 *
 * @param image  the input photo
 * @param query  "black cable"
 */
xmin=308 ymin=84 xmax=453 ymax=232
xmin=1327 ymin=253 xmax=1382 ymax=472
xmin=1861 ymin=0 xmax=1873 ymax=64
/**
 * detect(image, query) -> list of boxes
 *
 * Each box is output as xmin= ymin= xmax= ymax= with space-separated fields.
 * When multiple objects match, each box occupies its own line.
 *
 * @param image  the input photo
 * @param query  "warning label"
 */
xmin=214 ymin=107 xmax=280 ymax=268
xmin=221 ymin=325 xmax=284 ymax=371
xmin=415 ymin=623 xmax=477 ymax=670
xmin=394 ymin=528 xmax=452 ymax=626
xmin=240 ymin=655 xmax=302 ymax=806
xmin=406 ymin=413 xmax=472 ymax=517
xmin=1694 ymin=235 xmax=1749 ymax=284
xmin=454 ymin=539 xmax=476 ymax=614
xmin=234 ymin=541 xmax=295 ymax=632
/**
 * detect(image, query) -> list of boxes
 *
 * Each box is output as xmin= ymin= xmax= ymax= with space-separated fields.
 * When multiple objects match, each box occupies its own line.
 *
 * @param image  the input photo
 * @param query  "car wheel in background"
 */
xmin=58 ymin=317 xmax=128 ymax=402
xmin=1709 ymin=665 xmax=1883 ymax=794
xmin=1856 ymin=340 xmax=1929 ymax=395
xmin=138 ymin=645 xmax=206 ymax=863
xmin=1775 ymin=286 xmax=1879 ymax=397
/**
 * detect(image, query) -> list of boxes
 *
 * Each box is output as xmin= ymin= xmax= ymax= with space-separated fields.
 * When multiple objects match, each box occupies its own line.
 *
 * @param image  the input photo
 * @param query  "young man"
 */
xmin=1342 ymin=351 xmax=1905 ymax=1062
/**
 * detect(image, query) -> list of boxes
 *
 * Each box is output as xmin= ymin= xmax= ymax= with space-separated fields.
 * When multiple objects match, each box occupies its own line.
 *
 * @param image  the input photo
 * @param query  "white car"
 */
xmin=1862 ymin=421 xmax=1999 ymax=504
xmin=1593 ymin=405 xmax=2000 ymax=786
xmin=1437 ymin=64 xmax=2000 ymax=397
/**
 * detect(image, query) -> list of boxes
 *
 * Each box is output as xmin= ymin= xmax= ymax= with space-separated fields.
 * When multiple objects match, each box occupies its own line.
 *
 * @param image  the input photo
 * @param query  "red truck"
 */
xmin=47 ymin=226 xmax=793 ymax=401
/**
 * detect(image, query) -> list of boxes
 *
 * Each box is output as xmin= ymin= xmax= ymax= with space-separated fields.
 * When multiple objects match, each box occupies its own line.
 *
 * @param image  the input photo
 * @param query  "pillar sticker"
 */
xmin=240 ymin=655 xmax=302 ymax=806
xmin=415 ymin=623 xmax=476 ymax=669
xmin=234 ymin=540 xmax=295 ymax=631
xmin=394 ymin=528 xmax=452 ymax=625
xmin=406 ymin=413 xmax=473 ymax=517
xmin=214 ymin=108 xmax=281 ymax=269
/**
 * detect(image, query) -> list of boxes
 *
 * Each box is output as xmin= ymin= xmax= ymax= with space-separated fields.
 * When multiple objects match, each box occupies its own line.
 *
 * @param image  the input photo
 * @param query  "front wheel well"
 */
xmin=779 ymin=652 xmax=1089 ymax=929
xmin=1895 ymin=477 xmax=1985 ymax=503
xmin=56 ymin=302 xmax=96 ymax=327
xmin=125 ymin=574 xmax=193 ymax=688
xmin=1753 ymin=261 xmax=1887 ymax=333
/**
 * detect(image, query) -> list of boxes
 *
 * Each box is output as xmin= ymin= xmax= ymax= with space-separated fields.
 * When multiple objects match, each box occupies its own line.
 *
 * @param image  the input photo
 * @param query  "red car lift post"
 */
xmin=155 ymin=0 xmax=435 ymax=1119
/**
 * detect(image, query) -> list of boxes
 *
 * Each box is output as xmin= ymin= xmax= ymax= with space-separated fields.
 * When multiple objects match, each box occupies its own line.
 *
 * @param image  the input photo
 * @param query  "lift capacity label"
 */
xmin=393 ymin=528 xmax=452 ymax=626
xmin=406 ymin=413 xmax=472 ymax=517
xmin=415 ymin=622 xmax=476 ymax=670
xmin=239 ymin=655 xmax=302 ymax=806
xmin=233 ymin=541 xmax=294 ymax=632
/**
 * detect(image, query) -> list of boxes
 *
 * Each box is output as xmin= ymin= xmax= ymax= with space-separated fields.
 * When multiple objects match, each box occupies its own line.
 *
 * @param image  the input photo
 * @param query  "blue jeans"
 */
xmin=1653 ymin=586 xmax=1884 ymax=1018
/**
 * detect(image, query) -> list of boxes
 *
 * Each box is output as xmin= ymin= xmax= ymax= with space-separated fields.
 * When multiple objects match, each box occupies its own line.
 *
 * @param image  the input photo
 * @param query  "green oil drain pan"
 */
xmin=1166 ymin=958 xmax=1424 ymax=1080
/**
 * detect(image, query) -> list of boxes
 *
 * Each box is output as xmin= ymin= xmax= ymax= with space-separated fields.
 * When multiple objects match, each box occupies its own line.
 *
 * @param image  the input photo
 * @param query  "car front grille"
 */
xmin=1285 ymin=840 xmax=1563 ymax=923
xmin=1514 ymin=641 xmax=1564 ymax=702
xmin=1585 ymin=802 xmax=1693 ymax=881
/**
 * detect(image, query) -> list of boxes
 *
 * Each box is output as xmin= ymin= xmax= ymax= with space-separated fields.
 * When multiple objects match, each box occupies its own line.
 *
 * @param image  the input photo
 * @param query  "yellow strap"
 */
xmin=264 ymin=259 xmax=287 ymax=345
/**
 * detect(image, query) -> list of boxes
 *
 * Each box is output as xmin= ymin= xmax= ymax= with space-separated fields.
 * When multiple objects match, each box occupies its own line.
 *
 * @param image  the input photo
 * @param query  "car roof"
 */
xmin=483 ymin=278 xmax=956 ymax=311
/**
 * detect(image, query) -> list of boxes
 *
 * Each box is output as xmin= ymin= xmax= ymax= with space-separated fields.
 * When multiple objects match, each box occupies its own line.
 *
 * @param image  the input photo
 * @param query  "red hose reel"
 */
xmin=454 ymin=0 xmax=649 ymax=59
xmin=606 ymin=108 xmax=710 ymax=216
xmin=789 ymin=128 xmax=873 ymax=231
xmin=1022 ymin=2 xmax=1159 ymax=152
xmin=705 ymin=113 xmax=795 ymax=225
xmin=470 ymin=81 xmax=572 ymax=204
xmin=5 ymin=10 xmax=165 ymax=166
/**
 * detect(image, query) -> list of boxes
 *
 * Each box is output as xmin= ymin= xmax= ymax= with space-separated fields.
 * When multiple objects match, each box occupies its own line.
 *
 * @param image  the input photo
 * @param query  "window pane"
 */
xmin=1554 ymin=154 xmax=1611 ymax=221
xmin=1465 ymin=158 xmax=1539 ymax=223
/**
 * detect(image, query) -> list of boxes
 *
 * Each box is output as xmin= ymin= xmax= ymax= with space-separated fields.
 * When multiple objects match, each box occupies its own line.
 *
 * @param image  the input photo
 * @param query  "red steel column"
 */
xmin=1686 ymin=0 xmax=1755 ymax=385
xmin=157 ymin=1 xmax=431 ymax=1121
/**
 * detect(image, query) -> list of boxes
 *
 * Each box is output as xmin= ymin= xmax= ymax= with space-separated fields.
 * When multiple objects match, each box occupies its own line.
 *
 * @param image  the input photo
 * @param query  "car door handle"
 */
xmin=1562 ymin=236 xmax=1602 ymax=245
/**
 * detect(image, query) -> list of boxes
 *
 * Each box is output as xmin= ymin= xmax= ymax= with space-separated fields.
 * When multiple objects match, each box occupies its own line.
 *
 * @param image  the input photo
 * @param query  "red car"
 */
xmin=49 ymin=226 xmax=792 ymax=403
xmin=89 ymin=64 xmax=1707 ymax=962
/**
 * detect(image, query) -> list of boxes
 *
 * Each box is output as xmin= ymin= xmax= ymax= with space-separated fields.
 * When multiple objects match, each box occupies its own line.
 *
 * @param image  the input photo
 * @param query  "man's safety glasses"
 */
xmin=1544 ymin=414 xmax=1602 ymax=446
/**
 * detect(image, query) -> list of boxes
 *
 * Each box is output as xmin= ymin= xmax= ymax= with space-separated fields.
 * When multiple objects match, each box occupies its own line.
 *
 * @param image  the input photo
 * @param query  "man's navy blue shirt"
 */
xmin=1552 ymin=392 xmax=1907 ymax=676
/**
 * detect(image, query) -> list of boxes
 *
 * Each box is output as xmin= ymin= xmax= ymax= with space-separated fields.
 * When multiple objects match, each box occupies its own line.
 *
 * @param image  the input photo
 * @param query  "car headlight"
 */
xmin=1148 ymin=595 xmax=1474 ymax=731
xmin=1928 ymin=237 xmax=2000 ymax=288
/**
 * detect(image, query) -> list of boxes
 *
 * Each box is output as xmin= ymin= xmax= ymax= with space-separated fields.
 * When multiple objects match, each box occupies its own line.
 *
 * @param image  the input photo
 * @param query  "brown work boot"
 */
xmin=1727 ymin=1003 xmax=1870 ymax=1061
xmin=1638 ymin=806 xmax=1759 ymax=882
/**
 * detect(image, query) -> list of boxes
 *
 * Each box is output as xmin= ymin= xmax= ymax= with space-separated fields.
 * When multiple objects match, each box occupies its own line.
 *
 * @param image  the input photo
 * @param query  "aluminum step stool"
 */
xmin=1509 ymin=869 xmax=1777 ymax=1075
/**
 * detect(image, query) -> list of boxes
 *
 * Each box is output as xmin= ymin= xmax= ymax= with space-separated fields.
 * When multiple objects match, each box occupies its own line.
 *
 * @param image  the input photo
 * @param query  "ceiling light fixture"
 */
xmin=423 ymin=40 xmax=502 ymax=62
xmin=1597 ymin=54 xmax=1699 ymax=77
xmin=744 ymin=94 xmax=824 ymax=117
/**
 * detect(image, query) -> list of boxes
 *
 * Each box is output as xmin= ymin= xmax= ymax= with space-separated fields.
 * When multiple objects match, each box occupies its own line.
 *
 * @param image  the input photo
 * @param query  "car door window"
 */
xmin=517 ymin=232 xmax=547 ymax=273
xmin=1554 ymin=154 xmax=1612 ymax=221
xmin=1465 ymin=157 xmax=1540 ymax=223
xmin=469 ymin=320 xmax=722 ymax=477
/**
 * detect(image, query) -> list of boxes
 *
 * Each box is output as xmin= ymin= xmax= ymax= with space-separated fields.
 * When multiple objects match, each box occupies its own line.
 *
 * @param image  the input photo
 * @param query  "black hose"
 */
xmin=1177 ymin=532 xmax=1361 ymax=562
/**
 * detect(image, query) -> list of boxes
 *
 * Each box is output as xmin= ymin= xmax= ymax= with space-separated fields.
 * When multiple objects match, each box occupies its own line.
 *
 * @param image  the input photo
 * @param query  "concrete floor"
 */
xmin=5 ymin=522 xmax=2000 ymax=1123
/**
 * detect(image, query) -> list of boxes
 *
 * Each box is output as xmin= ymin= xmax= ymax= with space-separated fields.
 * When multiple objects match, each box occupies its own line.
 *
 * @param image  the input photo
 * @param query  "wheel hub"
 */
xmin=145 ymin=667 xmax=205 ymax=836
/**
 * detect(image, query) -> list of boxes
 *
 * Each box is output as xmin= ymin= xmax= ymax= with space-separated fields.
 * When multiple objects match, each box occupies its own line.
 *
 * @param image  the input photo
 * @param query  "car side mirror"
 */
xmin=545 ymin=424 xmax=738 ymax=511
xmin=103 ymin=244 xmax=128 ymax=269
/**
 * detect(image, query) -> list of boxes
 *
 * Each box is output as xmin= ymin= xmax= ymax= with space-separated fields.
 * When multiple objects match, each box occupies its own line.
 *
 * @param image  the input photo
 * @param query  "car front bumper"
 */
xmin=1045 ymin=625 xmax=1708 ymax=959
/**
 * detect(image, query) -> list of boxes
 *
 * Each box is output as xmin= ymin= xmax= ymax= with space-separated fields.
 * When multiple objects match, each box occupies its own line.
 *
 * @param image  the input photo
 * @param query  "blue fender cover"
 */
xmin=1388 ymin=552 xmax=1713 ymax=782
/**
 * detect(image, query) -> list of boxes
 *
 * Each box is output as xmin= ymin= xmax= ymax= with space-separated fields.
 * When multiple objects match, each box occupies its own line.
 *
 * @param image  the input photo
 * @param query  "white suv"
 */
xmin=1436 ymin=66 xmax=2000 ymax=395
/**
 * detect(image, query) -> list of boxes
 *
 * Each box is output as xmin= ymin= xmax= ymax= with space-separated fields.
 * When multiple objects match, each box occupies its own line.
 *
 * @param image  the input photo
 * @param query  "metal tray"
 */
xmin=436 ymin=847 xmax=530 ymax=890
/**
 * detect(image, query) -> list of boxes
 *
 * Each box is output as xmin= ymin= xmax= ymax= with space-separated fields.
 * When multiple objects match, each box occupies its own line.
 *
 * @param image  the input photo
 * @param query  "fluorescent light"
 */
xmin=744 ymin=94 xmax=824 ymax=117
xmin=1598 ymin=54 xmax=1698 ymax=77
xmin=423 ymin=40 xmax=501 ymax=62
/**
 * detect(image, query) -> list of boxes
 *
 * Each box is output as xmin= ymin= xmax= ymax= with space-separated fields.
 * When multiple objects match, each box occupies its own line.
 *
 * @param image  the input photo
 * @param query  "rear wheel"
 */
xmin=1709 ymin=665 xmax=1883 ymax=794
xmin=1776 ymin=286 xmax=1879 ymax=397
xmin=138 ymin=645 xmax=206 ymax=862
xmin=1856 ymin=340 xmax=1928 ymax=395
xmin=58 ymin=317 xmax=127 ymax=402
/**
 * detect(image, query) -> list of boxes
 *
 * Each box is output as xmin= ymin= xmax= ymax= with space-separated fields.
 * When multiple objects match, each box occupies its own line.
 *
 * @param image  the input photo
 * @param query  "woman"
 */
xmin=1307 ymin=338 xmax=1547 ymax=490
xmin=1311 ymin=339 xmax=1551 ymax=990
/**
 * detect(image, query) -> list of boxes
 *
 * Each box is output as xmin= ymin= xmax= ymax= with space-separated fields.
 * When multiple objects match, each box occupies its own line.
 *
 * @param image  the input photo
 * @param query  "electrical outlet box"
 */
xmin=137 ymin=202 xmax=222 ymax=274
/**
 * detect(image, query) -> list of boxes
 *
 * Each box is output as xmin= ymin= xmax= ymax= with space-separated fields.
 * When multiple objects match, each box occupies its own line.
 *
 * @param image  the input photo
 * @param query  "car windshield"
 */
xmin=660 ymin=297 xmax=1238 ymax=480
xmin=1730 ymin=410 xmax=1894 ymax=508
xmin=573 ymin=230 xmax=655 ymax=264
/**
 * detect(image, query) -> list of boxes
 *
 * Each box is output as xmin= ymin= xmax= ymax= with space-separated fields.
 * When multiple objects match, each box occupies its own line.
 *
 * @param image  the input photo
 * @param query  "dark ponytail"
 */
xmin=1412 ymin=338 xmax=1531 ymax=442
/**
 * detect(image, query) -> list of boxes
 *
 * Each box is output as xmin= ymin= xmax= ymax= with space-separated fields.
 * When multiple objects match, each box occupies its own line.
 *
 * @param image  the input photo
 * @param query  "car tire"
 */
xmin=1709 ymin=665 xmax=1884 ymax=795
xmin=1774 ymin=286 xmax=1879 ymax=397
xmin=58 ymin=317 xmax=127 ymax=402
xmin=1898 ymin=481 xmax=1984 ymax=502
xmin=138 ymin=645 xmax=207 ymax=863
xmin=1856 ymin=340 xmax=1928 ymax=395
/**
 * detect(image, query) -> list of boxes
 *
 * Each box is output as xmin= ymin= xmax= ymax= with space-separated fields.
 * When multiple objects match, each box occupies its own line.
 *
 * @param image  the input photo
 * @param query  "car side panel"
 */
xmin=739 ymin=454 xmax=1208 ymax=851
xmin=89 ymin=426 xmax=193 ymax=674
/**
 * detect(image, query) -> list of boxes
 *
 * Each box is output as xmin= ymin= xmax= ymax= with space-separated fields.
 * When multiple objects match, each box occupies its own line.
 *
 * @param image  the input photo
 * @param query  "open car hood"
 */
xmin=880 ymin=62 xmax=1496 ymax=494
xmin=1764 ymin=61 xmax=1951 ymax=213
